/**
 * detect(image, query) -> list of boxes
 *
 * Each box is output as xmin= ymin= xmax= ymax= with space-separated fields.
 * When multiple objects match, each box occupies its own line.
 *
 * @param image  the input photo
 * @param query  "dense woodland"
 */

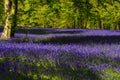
xmin=0 ymin=1 xmax=120 ymax=79
xmin=0 ymin=0 xmax=120 ymax=29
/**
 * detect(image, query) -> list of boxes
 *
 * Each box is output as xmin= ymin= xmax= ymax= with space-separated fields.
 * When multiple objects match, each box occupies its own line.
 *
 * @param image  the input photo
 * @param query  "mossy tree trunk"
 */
xmin=1 ymin=0 xmax=18 ymax=39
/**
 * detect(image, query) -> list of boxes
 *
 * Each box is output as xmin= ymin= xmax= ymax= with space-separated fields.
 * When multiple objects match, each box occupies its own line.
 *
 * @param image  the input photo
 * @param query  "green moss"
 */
xmin=103 ymin=68 xmax=120 ymax=80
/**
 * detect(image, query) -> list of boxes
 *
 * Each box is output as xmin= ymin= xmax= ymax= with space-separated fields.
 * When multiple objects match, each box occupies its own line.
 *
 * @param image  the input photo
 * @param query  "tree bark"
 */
xmin=97 ymin=13 xmax=103 ymax=29
xmin=1 ymin=0 xmax=18 ymax=39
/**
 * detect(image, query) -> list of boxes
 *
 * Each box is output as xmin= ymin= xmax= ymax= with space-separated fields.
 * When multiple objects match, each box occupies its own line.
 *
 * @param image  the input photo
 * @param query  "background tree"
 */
xmin=1 ymin=0 xmax=18 ymax=39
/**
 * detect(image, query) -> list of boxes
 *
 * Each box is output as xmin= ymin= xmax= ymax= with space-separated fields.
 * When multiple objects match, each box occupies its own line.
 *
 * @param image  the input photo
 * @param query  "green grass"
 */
xmin=103 ymin=68 xmax=120 ymax=80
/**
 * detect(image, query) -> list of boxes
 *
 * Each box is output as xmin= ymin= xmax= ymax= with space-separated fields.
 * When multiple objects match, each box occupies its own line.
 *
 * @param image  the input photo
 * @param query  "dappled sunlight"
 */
xmin=0 ymin=29 xmax=120 ymax=79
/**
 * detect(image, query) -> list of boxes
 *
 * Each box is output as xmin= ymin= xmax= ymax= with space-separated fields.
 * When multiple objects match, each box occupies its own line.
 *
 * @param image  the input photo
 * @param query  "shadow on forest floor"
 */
xmin=0 ymin=27 xmax=120 ymax=45
xmin=33 ymin=35 xmax=120 ymax=44
xmin=0 ymin=27 xmax=84 ymax=34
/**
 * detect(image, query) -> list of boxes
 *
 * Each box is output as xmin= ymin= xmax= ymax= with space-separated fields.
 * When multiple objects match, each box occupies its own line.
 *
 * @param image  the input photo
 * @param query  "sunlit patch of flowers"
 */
xmin=0 ymin=29 xmax=120 ymax=79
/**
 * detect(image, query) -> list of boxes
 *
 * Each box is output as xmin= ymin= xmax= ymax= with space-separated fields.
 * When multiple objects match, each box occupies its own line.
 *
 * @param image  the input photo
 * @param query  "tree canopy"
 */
xmin=0 ymin=0 xmax=120 ymax=30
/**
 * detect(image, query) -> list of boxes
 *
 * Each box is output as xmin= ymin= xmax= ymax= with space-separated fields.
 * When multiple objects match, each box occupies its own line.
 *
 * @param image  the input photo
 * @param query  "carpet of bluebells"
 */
xmin=0 ymin=28 xmax=120 ymax=80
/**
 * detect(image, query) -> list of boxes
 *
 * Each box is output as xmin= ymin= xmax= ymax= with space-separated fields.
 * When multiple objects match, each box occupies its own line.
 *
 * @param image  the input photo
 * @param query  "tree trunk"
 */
xmin=98 ymin=19 xmax=102 ymax=29
xmin=97 ymin=14 xmax=103 ymax=29
xmin=1 ymin=0 xmax=18 ymax=39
